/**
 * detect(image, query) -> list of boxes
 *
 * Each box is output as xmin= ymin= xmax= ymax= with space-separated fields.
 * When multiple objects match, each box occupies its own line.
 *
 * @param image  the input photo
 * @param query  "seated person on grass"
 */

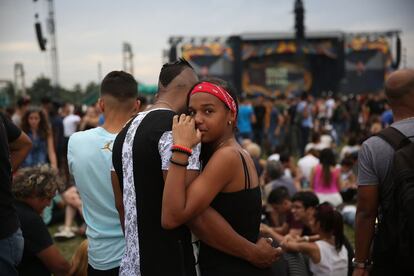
xmin=12 ymin=165 xmax=71 ymax=276
xmin=260 ymin=187 xmax=303 ymax=243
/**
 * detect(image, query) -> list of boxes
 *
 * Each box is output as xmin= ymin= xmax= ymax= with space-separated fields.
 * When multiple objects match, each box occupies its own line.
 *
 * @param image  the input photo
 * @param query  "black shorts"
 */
xmin=87 ymin=264 xmax=119 ymax=276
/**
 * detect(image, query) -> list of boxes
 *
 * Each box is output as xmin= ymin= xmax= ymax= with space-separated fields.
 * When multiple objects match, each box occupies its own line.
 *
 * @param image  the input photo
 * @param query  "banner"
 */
xmin=181 ymin=43 xmax=234 ymax=83
xmin=341 ymin=36 xmax=392 ymax=93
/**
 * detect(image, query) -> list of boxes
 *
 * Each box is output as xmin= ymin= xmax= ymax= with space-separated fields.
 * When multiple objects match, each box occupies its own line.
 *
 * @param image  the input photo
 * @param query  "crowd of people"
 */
xmin=1 ymin=61 xmax=413 ymax=276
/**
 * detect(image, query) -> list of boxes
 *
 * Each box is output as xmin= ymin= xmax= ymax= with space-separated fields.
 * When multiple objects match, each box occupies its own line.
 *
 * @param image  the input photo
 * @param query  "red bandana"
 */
xmin=190 ymin=82 xmax=237 ymax=114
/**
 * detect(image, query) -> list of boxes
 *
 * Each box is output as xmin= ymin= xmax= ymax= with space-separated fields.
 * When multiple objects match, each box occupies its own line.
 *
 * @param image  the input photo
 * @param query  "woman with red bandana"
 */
xmin=161 ymin=79 xmax=274 ymax=275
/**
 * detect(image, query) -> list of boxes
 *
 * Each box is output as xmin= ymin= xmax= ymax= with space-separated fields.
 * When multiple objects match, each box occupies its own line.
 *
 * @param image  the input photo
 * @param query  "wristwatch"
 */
xmin=352 ymin=258 xmax=372 ymax=269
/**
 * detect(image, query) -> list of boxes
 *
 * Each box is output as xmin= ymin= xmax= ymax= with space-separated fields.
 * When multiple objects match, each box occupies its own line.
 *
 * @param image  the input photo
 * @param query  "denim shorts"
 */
xmin=0 ymin=228 xmax=24 ymax=276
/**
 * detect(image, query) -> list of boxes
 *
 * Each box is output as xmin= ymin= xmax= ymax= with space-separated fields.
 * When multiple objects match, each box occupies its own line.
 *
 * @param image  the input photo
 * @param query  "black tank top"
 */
xmin=199 ymin=152 xmax=272 ymax=276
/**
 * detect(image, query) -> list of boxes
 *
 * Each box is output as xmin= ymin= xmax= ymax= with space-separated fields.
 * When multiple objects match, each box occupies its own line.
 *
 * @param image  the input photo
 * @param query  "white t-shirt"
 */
xmin=340 ymin=145 xmax=360 ymax=161
xmin=297 ymin=154 xmax=319 ymax=181
xmin=326 ymin=98 xmax=335 ymax=119
xmin=309 ymin=240 xmax=348 ymax=276
xmin=63 ymin=114 xmax=81 ymax=137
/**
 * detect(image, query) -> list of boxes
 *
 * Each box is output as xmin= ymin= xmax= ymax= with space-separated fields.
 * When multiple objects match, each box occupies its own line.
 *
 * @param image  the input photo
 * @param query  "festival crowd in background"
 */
xmin=1 ymin=61 xmax=414 ymax=276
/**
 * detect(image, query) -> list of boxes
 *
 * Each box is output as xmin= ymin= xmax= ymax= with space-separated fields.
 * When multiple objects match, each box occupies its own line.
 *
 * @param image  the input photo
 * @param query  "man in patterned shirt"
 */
xmin=112 ymin=59 xmax=280 ymax=276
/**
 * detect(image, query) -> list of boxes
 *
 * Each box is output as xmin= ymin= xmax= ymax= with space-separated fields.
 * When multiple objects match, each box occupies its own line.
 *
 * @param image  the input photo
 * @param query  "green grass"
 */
xmin=50 ymin=223 xmax=355 ymax=262
xmin=344 ymin=224 xmax=355 ymax=247
xmin=48 ymin=225 xmax=85 ymax=261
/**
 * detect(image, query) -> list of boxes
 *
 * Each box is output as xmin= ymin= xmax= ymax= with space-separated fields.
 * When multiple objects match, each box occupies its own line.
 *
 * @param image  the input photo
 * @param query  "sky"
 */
xmin=1 ymin=0 xmax=413 ymax=89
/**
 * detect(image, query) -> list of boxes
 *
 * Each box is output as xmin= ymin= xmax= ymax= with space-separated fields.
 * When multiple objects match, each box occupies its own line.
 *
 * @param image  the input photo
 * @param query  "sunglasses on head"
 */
xmin=161 ymin=58 xmax=191 ymax=69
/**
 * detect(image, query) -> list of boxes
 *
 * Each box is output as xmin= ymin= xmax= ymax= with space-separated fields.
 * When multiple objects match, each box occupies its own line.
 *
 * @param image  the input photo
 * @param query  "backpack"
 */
xmin=374 ymin=126 xmax=414 ymax=270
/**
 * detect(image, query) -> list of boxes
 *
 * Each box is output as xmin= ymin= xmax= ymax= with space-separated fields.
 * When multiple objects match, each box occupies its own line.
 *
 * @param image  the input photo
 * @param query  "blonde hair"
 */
xmin=68 ymin=239 xmax=88 ymax=276
xmin=12 ymin=165 xmax=64 ymax=199
xmin=245 ymin=143 xmax=261 ymax=159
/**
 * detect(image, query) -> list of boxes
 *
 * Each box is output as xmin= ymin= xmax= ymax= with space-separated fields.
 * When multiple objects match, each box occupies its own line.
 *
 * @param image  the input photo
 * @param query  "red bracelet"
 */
xmin=171 ymin=145 xmax=192 ymax=155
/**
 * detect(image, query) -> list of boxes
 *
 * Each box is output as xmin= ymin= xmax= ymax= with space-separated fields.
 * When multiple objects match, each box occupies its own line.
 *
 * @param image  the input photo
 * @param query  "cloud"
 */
xmin=1 ymin=0 xmax=413 ymax=88
xmin=0 ymin=41 xmax=38 ymax=53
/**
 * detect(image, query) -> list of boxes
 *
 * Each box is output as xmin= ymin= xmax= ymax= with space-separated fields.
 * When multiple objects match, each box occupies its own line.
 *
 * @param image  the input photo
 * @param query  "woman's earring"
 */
xmin=228 ymin=121 xmax=232 ymax=125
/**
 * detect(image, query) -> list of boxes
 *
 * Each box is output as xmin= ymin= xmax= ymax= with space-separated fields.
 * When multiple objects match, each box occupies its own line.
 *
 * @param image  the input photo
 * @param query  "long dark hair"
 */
xmin=319 ymin=148 xmax=336 ymax=187
xmin=314 ymin=203 xmax=345 ymax=251
xmin=21 ymin=108 xmax=50 ymax=140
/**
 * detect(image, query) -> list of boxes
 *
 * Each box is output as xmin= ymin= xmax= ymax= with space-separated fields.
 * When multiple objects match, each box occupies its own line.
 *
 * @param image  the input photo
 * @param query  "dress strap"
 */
xmin=239 ymin=152 xmax=251 ymax=190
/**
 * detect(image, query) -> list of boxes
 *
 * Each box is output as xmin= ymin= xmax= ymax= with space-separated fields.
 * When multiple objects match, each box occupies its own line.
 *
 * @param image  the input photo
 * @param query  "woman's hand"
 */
xmin=172 ymin=114 xmax=201 ymax=149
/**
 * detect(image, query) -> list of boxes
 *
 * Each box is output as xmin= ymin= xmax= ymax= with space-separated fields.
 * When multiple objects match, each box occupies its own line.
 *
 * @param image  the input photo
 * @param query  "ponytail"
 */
xmin=322 ymin=164 xmax=332 ymax=187
xmin=315 ymin=203 xmax=345 ymax=251
xmin=332 ymin=210 xmax=345 ymax=251
xmin=319 ymin=149 xmax=336 ymax=187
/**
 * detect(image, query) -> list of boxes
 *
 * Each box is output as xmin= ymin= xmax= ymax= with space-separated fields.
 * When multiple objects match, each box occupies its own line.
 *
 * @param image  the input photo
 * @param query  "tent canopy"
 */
xmin=139 ymin=83 xmax=158 ymax=95
xmin=81 ymin=83 xmax=158 ymax=105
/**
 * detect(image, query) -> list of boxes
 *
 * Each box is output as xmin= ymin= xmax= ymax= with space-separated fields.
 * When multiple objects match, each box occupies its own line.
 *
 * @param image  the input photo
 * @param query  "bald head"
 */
xmin=385 ymin=69 xmax=414 ymax=103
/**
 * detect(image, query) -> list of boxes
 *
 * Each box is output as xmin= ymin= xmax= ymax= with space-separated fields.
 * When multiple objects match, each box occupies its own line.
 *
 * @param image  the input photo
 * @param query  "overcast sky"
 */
xmin=1 ymin=0 xmax=413 ymax=88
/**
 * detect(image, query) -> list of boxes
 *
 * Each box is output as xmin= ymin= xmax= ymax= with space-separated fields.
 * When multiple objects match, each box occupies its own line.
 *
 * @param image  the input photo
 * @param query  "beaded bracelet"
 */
xmin=170 ymin=157 xmax=189 ymax=167
xmin=171 ymin=148 xmax=192 ymax=156
xmin=171 ymin=145 xmax=192 ymax=155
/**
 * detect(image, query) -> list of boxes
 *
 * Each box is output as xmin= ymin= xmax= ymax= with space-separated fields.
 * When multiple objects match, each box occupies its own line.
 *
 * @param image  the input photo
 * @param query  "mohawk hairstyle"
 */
xmin=158 ymin=58 xmax=194 ymax=88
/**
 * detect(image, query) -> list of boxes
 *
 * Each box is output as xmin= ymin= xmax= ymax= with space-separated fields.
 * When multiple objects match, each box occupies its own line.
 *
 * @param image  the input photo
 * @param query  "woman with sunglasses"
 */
xmin=161 ymin=79 xmax=274 ymax=275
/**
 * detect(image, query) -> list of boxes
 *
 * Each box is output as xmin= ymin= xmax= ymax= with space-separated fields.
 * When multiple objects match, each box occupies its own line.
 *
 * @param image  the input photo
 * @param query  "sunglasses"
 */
xmin=162 ymin=58 xmax=191 ymax=69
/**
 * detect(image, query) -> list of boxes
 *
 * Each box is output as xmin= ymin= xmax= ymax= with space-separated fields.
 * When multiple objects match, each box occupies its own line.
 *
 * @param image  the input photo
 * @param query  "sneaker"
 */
xmin=57 ymin=225 xmax=79 ymax=233
xmin=54 ymin=228 xmax=76 ymax=241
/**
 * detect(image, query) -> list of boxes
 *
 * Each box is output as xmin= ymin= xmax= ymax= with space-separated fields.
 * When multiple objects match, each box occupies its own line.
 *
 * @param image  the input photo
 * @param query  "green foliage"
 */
xmin=0 ymin=82 xmax=14 ymax=107
xmin=25 ymin=76 xmax=101 ymax=106
xmin=27 ymin=76 xmax=54 ymax=104
xmin=82 ymin=82 xmax=100 ymax=106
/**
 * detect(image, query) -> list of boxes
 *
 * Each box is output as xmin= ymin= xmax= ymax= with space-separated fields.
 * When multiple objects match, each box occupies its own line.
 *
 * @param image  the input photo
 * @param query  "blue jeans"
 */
xmin=0 ymin=228 xmax=24 ymax=276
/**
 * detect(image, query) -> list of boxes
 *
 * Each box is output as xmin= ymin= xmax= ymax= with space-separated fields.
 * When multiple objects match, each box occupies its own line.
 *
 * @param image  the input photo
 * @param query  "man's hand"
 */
xmin=247 ymin=237 xmax=282 ymax=268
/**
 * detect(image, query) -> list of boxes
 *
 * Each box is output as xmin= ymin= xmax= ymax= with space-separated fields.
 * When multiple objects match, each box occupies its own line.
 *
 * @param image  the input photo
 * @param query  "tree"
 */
xmin=0 ymin=81 xmax=14 ymax=108
xmin=82 ymin=82 xmax=100 ymax=106
xmin=27 ymin=76 xmax=54 ymax=104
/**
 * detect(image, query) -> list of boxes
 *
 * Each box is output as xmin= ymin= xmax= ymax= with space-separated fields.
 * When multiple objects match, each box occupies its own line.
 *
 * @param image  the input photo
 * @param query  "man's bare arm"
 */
xmin=111 ymin=171 xmax=125 ymax=233
xmin=162 ymin=170 xmax=280 ymax=267
xmin=9 ymin=131 xmax=32 ymax=171
xmin=188 ymin=208 xmax=281 ymax=268
xmin=354 ymin=185 xmax=378 ymax=262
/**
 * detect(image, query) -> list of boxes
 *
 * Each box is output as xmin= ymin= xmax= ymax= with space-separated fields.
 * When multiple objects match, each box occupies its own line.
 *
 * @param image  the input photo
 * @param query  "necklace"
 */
xmin=154 ymin=100 xmax=174 ymax=110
